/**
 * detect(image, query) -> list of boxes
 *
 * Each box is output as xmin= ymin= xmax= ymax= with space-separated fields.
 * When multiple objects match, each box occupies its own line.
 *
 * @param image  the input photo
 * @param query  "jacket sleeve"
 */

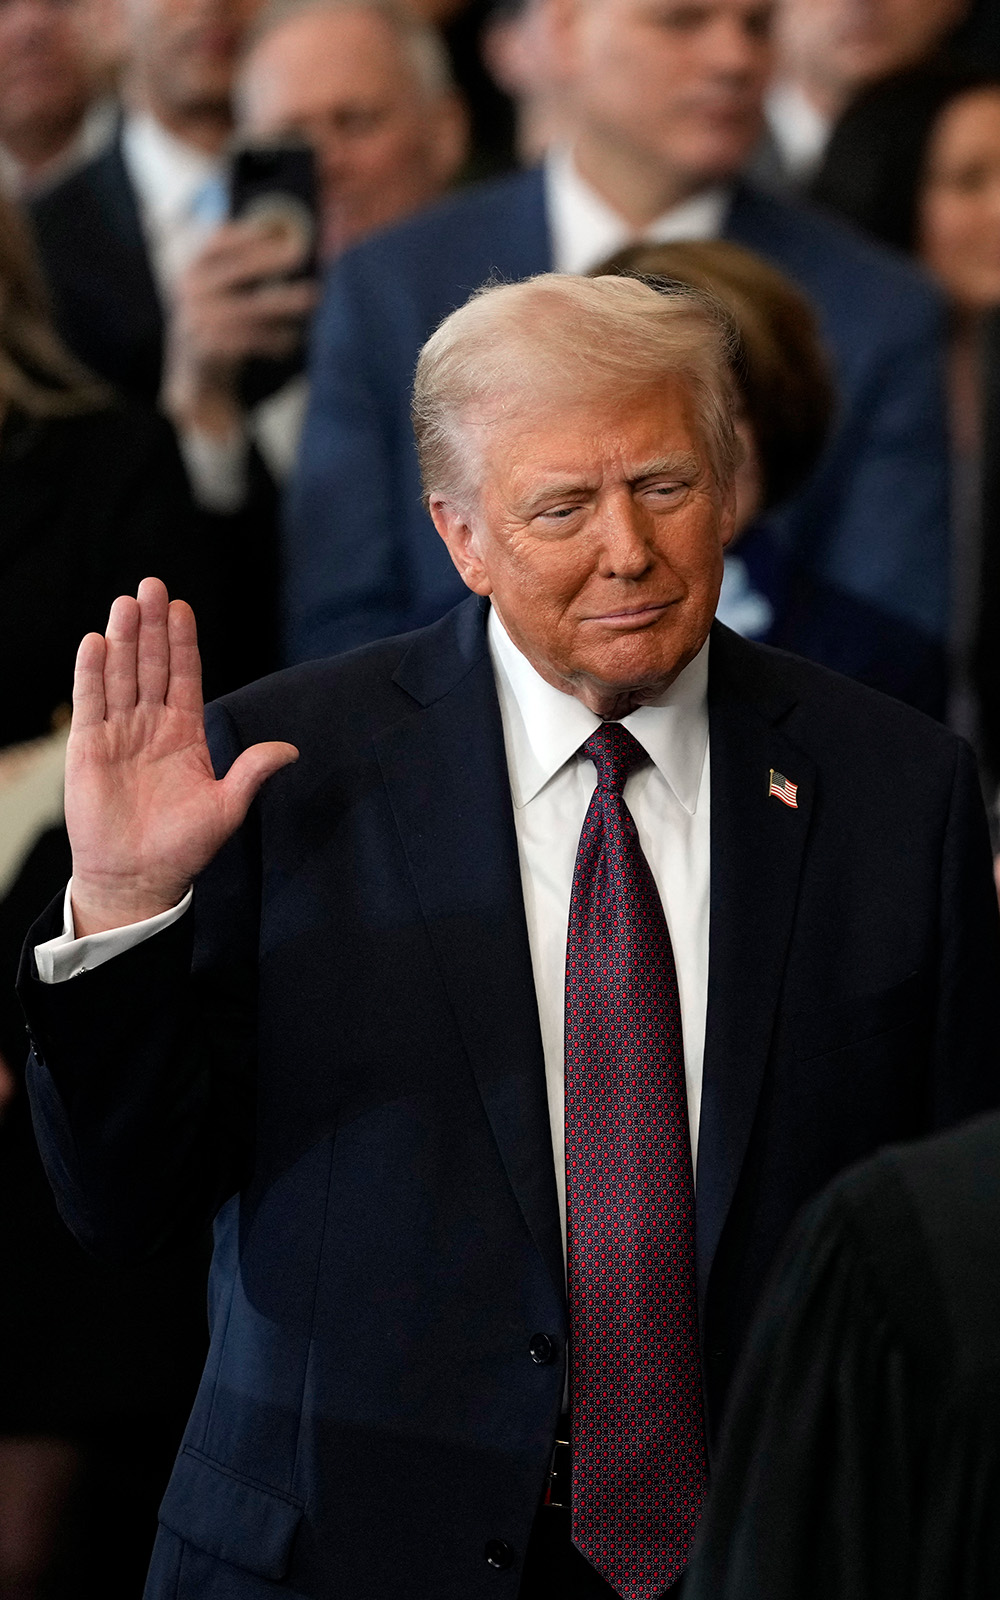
xmin=18 ymin=701 xmax=260 ymax=1264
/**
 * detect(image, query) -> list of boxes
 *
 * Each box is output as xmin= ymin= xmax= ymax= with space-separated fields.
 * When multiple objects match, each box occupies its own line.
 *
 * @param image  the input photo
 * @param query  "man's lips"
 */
xmin=584 ymin=601 xmax=676 ymax=630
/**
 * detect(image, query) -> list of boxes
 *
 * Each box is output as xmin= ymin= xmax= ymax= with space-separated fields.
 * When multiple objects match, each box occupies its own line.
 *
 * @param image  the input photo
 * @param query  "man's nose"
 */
xmin=595 ymin=499 xmax=656 ymax=579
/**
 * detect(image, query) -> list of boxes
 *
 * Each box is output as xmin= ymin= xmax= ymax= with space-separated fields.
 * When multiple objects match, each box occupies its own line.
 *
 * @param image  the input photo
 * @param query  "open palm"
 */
xmin=66 ymin=578 xmax=297 ymax=936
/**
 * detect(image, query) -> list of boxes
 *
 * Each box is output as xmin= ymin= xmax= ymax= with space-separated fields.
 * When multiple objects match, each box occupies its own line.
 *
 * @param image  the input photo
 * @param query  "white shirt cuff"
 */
xmin=177 ymin=424 xmax=250 ymax=513
xmin=34 ymin=879 xmax=193 ymax=984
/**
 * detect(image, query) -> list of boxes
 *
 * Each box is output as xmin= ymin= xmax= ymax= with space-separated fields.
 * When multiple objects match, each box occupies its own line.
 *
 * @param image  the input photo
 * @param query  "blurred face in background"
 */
xmin=0 ymin=0 xmax=98 ymax=162
xmin=123 ymin=0 xmax=264 ymax=128
xmin=776 ymin=0 xmax=969 ymax=112
xmin=563 ymin=0 xmax=775 ymax=213
xmin=238 ymin=5 xmax=466 ymax=259
xmin=920 ymin=88 xmax=1000 ymax=316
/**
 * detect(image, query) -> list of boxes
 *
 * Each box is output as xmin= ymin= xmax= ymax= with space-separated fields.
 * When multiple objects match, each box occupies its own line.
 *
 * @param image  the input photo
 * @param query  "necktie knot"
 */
xmin=582 ymin=721 xmax=648 ymax=796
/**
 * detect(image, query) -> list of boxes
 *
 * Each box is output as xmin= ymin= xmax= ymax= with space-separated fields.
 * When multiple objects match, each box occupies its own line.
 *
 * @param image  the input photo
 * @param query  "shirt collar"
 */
xmin=121 ymin=110 xmax=220 ymax=227
xmin=764 ymin=81 xmax=831 ymax=180
xmin=543 ymin=143 xmax=731 ymax=275
xmin=488 ymin=605 xmax=709 ymax=814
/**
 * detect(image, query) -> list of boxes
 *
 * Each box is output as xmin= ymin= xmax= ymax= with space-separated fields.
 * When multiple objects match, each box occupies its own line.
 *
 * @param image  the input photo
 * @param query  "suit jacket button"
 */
xmin=484 ymin=1540 xmax=513 ymax=1570
xmin=529 ymin=1333 xmax=555 ymax=1365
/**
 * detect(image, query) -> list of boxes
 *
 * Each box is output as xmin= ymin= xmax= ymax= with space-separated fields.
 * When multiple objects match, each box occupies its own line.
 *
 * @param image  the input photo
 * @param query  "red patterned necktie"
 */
xmin=564 ymin=721 xmax=707 ymax=1600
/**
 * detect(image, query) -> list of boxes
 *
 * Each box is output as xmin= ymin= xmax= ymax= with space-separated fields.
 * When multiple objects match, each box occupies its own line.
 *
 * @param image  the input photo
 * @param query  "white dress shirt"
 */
xmin=121 ymin=111 xmax=222 ymax=299
xmin=543 ymin=143 xmax=731 ymax=275
xmin=35 ymin=609 xmax=712 ymax=1260
xmin=764 ymin=81 xmax=832 ymax=185
xmin=488 ymin=610 xmax=710 ymax=1256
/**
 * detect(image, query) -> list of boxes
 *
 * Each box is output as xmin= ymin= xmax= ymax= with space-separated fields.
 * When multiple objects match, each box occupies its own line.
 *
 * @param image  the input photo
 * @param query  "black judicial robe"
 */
xmin=687 ymin=1110 xmax=1000 ymax=1600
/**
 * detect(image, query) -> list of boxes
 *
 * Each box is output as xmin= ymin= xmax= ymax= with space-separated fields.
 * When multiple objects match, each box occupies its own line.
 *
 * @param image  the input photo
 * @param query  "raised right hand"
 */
xmin=66 ymin=578 xmax=298 ymax=936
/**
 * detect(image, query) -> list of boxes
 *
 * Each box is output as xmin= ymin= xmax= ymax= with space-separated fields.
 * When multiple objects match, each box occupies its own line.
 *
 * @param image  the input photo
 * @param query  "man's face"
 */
xmin=0 ymin=0 xmax=94 ymax=153
xmin=124 ymin=0 xmax=263 ymax=121
xmin=777 ymin=0 xmax=969 ymax=101
xmin=239 ymin=8 xmax=464 ymax=258
xmin=565 ymin=0 xmax=775 ymax=193
xmin=432 ymin=380 xmax=733 ymax=714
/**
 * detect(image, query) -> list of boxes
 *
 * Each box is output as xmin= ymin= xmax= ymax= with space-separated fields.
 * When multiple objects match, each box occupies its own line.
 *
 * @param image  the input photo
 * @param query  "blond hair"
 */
xmin=411 ymin=272 xmax=742 ymax=511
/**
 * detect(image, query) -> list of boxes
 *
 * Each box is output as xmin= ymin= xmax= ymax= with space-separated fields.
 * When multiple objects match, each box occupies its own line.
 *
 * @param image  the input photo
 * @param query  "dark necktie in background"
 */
xmin=565 ymin=721 xmax=707 ymax=1600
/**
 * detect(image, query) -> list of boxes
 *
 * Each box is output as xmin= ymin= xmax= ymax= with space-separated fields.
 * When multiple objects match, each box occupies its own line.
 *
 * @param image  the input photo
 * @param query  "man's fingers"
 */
xmin=103 ymin=595 xmax=140 ymax=717
xmin=72 ymin=632 xmax=108 ymax=728
xmin=189 ymin=228 xmax=311 ymax=295
xmin=164 ymin=600 xmax=204 ymax=715
xmin=136 ymin=577 xmax=171 ymax=704
xmin=220 ymin=742 xmax=299 ymax=826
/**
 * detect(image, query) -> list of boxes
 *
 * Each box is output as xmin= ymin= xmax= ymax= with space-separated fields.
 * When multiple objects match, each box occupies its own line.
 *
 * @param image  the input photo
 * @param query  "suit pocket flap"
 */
xmin=787 ymin=971 xmax=925 ymax=1063
xmin=159 ymin=1448 xmax=304 ymax=1580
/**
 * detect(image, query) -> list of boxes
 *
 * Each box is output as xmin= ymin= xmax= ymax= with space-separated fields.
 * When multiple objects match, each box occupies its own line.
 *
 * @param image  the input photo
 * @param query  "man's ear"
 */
xmin=719 ymin=475 xmax=738 ymax=550
xmin=428 ymin=496 xmax=493 ymax=595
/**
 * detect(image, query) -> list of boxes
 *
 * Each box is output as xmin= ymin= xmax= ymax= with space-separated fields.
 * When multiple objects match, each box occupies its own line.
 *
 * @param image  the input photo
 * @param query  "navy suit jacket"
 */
xmin=286 ymin=170 xmax=950 ymax=712
xmin=29 ymin=134 xmax=165 ymax=403
xmin=19 ymin=600 xmax=1000 ymax=1598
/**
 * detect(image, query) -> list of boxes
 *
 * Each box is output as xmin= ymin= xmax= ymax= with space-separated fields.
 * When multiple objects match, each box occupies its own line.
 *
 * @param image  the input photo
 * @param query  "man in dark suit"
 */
xmin=26 ymin=0 xmax=262 ymax=406
xmin=19 ymin=274 xmax=1000 ymax=1598
xmin=286 ymin=0 xmax=951 ymax=717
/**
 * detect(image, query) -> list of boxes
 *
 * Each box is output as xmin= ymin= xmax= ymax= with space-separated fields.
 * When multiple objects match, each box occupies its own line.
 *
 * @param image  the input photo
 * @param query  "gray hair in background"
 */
xmin=412 ymin=273 xmax=743 ymax=513
xmin=241 ymin=0 xmax=454 ymax=100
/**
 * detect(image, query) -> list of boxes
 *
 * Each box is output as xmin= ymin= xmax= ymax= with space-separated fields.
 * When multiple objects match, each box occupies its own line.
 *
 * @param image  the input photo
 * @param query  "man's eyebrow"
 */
xmin=516 ymin=453 xmax=704 ymax=513
xmin=518 ymin=475 xmax=602 ymax=511
xmin=631 ymin=452 xmax=702 ymax=480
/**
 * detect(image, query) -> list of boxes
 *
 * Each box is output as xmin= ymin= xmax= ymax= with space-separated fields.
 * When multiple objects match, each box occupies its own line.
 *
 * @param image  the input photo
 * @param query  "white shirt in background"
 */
xmin=121 ymin=110 xmax=222 ymax=299
xmin=764 ymin=81 xmax=832 ymax=186
xmin=544 ymin=143 xmax=731 ymax=274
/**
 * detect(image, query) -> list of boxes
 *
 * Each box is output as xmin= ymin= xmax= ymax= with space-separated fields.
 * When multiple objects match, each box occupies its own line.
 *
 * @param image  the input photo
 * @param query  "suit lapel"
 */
xmin=373 ymin=609 xmax=814 ymax=1316
xmin=696 ymin=627 xmax=815 ymax=1306
xmin=374 ymin=601 xmax=565 ymax=1306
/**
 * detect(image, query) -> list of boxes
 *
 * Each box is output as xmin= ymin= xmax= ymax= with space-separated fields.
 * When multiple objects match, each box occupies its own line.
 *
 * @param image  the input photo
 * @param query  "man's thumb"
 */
xmin=221 ymin=741 xmax=299 ymax=823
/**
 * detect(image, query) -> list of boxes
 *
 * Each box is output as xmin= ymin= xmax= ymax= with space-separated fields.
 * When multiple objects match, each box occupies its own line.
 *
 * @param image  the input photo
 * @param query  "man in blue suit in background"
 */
xmin=286 ymin=0 xmax=951 ymax=715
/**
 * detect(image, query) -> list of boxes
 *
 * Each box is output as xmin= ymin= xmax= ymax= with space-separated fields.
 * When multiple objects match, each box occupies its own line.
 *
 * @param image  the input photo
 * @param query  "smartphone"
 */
xmin=227 ymin=138 xmax=319 ymax=403
xmin=228 ymin=137 xmax=319 ymax=281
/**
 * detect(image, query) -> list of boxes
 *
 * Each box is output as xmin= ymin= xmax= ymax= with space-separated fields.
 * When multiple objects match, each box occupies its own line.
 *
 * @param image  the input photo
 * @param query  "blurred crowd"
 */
xmin=2 ymin=0 xmax=1000 ymax=1592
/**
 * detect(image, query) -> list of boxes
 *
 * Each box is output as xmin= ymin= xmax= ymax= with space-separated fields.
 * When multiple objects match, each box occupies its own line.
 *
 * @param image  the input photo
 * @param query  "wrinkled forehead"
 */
xmin=458 ymin=371 xmax=714 ymax=496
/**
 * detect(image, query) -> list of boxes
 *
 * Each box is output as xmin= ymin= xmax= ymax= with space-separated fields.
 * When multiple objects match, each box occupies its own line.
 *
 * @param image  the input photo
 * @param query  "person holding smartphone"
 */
xmin=162 ymin=0 xmax=468 ymax=511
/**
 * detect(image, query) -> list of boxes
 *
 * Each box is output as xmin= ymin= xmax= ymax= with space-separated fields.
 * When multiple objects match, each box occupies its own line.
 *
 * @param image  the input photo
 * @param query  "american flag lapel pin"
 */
xmin=768 ymin=768 xmax=798 ymax=809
